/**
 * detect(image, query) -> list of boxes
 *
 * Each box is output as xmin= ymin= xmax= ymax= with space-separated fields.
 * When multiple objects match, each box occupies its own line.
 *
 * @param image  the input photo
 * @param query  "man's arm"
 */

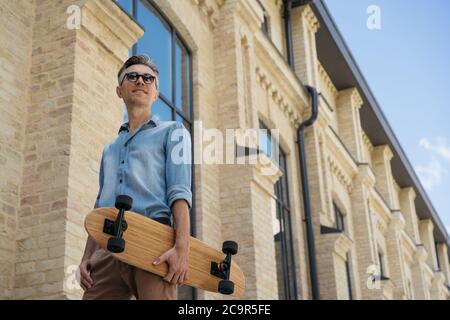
xmin=153 ymin=199 xmax=190 ymax=285
xmin=153 ymin=122 xmax=192 ymax=285
xmin=172 ymin=199 xmax=190 ymax=250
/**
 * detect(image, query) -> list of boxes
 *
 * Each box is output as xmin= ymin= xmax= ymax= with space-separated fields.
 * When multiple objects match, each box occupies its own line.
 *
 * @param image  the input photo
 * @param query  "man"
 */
xmin=78 ymin=55 xmax=192 ymax=300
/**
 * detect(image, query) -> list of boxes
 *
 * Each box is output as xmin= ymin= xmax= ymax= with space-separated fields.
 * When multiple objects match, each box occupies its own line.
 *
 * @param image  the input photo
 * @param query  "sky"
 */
xmin=323 ymin=0 xmax=450 ymax=235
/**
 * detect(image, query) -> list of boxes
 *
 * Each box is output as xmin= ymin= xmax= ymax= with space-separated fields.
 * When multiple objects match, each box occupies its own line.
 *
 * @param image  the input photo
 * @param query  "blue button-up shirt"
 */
xmin=94 ymin=117 xmax=192 ymax=225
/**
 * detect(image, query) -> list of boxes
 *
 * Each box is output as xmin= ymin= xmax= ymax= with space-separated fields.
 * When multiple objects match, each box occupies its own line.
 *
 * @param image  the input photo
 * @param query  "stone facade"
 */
xmin=0 ymin=0 xmax=448 ymax=300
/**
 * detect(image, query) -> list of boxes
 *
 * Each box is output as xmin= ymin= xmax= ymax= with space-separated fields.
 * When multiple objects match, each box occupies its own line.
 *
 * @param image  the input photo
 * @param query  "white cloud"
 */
xmin=419 ymin=138 xmax=431 ymax=149
xmin=417 ymin=137 xmax=450 ymax=190
xmin=419 ymin=137 xmax=450 ymax=162
xmin=415 ymin=157 xmax=447 ymax=191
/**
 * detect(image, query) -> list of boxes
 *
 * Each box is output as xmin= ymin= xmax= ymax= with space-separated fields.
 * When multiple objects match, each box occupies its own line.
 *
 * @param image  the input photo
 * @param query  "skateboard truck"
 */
xmin=105 ymin=195 xmax=133 ymax=253
xmin=211 ymin=241 xmax=238 ymax=295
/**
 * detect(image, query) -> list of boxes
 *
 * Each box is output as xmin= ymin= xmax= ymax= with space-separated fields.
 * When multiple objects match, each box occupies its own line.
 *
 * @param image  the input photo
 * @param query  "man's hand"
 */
xmin=78 ymin=236 xmax=97 ymax=291
xmin=154 ymin=199 xmax=190 ymax=285
xmin=153 ymin=245 xmax=189 ymax=285
xmin=78 ymin=259 xmax=94 ymax=291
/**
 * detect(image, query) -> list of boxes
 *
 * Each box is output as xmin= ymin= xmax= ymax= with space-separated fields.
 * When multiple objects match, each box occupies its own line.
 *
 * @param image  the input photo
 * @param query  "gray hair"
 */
xmin=117 ymin=54 xmax=159 ymax=89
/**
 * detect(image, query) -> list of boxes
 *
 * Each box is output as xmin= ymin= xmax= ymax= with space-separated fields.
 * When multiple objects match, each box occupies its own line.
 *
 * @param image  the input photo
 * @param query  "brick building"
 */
xmin=0 ymin=0 xmax=449 ymax=299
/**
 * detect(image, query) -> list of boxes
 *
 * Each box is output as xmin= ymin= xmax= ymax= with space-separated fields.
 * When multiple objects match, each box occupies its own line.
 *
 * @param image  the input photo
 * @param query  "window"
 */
xmin=260 ymin=121 xmax=298 ymax=299
xmin=259 ymin=120 xmax=273 ymax=158
xmin=333 ymin=202 xmax=345 ymax=232
xmin=116 ymin=0 xmax=192 ymax=129
xmin=258 ymin=120 xmax=280 ymax=166
xmin=345 ymin=253 xmax=353 ymax=300
xmin=116 ymin=0 xmax=194 ymax=300
xmin=257 ymin=0 xmax=271 ymax=37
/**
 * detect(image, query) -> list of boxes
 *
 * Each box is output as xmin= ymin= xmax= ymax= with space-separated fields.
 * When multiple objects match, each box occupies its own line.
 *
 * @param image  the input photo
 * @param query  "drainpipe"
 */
xmin=285 ymin=0 xmax=320 ymax=300
xmin=283 ymin=0 xmax=295 ymax=69
xmin=297 ymin=85 xmax=320 ymax=300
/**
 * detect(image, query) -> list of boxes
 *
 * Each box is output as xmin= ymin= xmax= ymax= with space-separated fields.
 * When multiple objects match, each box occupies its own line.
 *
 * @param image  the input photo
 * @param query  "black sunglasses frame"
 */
xmin=122 ymin=72 xmax=157 ymax=85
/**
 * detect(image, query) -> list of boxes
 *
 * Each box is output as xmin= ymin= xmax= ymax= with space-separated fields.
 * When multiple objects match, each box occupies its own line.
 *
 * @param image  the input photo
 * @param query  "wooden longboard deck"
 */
xmin=85 ymin=208 xmax=245 ymax=297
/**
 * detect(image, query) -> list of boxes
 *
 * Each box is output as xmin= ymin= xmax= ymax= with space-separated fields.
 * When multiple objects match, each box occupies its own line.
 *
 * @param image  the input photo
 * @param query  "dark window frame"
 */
xmin=345 ymin=252 xmax=353 ymax=300
xmin=257 ymin=0 xmax=271 ymax=37
xmin=260 ymin=121 xmax=298 ymax=300
xmin=333 ymin=202 xmax=345 ymax=232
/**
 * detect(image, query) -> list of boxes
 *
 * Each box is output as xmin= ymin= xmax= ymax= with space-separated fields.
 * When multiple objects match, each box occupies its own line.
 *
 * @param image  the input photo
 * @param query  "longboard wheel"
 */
xmin=115 ymin=195 xmax=133 ymax=211
xmin=222 ymin=241 xmax=238 ymax=255
xmin=218 ymin=280 xmax=234 ymax=295
xmin=107 ymin=237 xmax=125 ymax=253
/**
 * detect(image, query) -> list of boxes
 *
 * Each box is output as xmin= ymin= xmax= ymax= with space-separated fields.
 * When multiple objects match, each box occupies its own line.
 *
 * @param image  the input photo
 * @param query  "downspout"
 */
xmin=283 ymin=0 xmax=295 ymax=69
xmin=297 ymin=85 xmax=320 ymax=300
xmin=285 ymin=0 xmax=321 ymax=300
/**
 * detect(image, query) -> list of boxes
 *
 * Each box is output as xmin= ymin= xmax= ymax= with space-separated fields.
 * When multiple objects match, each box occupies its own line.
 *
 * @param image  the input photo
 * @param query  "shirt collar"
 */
xmin=118 ymin=116 xmax=159 ymax=134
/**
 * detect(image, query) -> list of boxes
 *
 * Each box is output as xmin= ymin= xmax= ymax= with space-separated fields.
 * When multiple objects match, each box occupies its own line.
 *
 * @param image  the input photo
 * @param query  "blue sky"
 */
xmin=323 ymin=0 xmax=450 ymax=234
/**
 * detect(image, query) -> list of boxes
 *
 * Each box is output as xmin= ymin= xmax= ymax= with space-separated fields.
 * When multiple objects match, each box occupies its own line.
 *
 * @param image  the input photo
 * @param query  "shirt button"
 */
xmin=121 ymin=160 xmax=124 ymax=164
xmin=120 ymin=179 xmax=123 ymax=183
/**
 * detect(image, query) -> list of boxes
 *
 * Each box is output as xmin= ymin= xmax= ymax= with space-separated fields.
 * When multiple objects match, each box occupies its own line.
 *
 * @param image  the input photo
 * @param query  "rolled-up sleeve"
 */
xmin=165 ymin=122 xmax=192 ymax=209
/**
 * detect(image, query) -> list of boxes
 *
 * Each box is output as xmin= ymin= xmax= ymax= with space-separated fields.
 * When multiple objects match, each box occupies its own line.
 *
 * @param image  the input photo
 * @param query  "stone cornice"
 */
xmin=373 ymin=144 xmax=394 ymax=162
xmin=357 ymin=163 xmax=376 ymax=189
xmin=318 ymin=62 xmax=338 ymax=99
xmin=255 ymin=65 xmax=302 ymax=128
xmin=362 ymin=131 xmax=373 ymax=153
xmin=401 ymin=186 xmax=416 ymax=202
xmin=350 ymin=88 xmax=363 ymax=109
xmin=253 ymin=29 xmax=310 ymax=115
xmin=337 ymin=87 xmax=363 ymax=110
xmin=248 ymin=153 xmax=282 ymax=195
xmin=328 ymin=155 xmax=353 ymax=194
xmin=370 ymin=191 xmax=391 ymax=235
xmin=236 ymin=0 xmax=263 ymax=34
xmin=334 ymin=233 xmax=353 ymax=259
xmin=83 ymin=0 xmax=144 ymax=59
xmin=299 ymin=4 xmax=320 ymax=34
xmin=372 ymin=211 xmax=388 ymax=235
xmin=400 ymin=230 xmax=417 ymax=263
xmin=190 ymin=0 xmax=225 ymax=28
xmin=323 ymin=127 xmax=359 ymax=193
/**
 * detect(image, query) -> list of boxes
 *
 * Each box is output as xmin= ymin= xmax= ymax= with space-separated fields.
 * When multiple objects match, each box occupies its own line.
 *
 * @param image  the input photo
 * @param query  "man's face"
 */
xmin=116 ymin=64 xmax=159 ymax=108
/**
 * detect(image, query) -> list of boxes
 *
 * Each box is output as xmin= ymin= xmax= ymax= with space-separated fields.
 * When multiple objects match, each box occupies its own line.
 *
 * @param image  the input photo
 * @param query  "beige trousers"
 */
xmin=82 ymin=248 xmax=177 ymax=300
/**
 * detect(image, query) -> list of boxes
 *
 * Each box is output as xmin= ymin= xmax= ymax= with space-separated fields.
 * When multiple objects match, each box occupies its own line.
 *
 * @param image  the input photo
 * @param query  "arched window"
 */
xmin=116 ymin=0 xmax=195 ymax=300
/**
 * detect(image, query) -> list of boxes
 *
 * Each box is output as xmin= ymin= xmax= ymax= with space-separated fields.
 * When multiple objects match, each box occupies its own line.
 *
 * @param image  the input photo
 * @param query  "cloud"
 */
xmin=416 ymin=137 xmax=450 ymax=190
xmin=419 ymin=137 xmax=450 ymax=162
xmin=415 ymin=157 xmax=447 ymax=191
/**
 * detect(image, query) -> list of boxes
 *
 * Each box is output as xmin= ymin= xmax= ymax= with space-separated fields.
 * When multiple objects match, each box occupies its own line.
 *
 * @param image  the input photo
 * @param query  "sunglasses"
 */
xmin=122 ymin=72 xmax=157 ymax=85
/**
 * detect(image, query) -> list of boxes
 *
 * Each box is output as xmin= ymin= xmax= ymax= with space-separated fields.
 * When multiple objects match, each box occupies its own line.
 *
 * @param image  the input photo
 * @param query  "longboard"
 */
xmin=85 ymin=206 xmax=245 ymax=297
